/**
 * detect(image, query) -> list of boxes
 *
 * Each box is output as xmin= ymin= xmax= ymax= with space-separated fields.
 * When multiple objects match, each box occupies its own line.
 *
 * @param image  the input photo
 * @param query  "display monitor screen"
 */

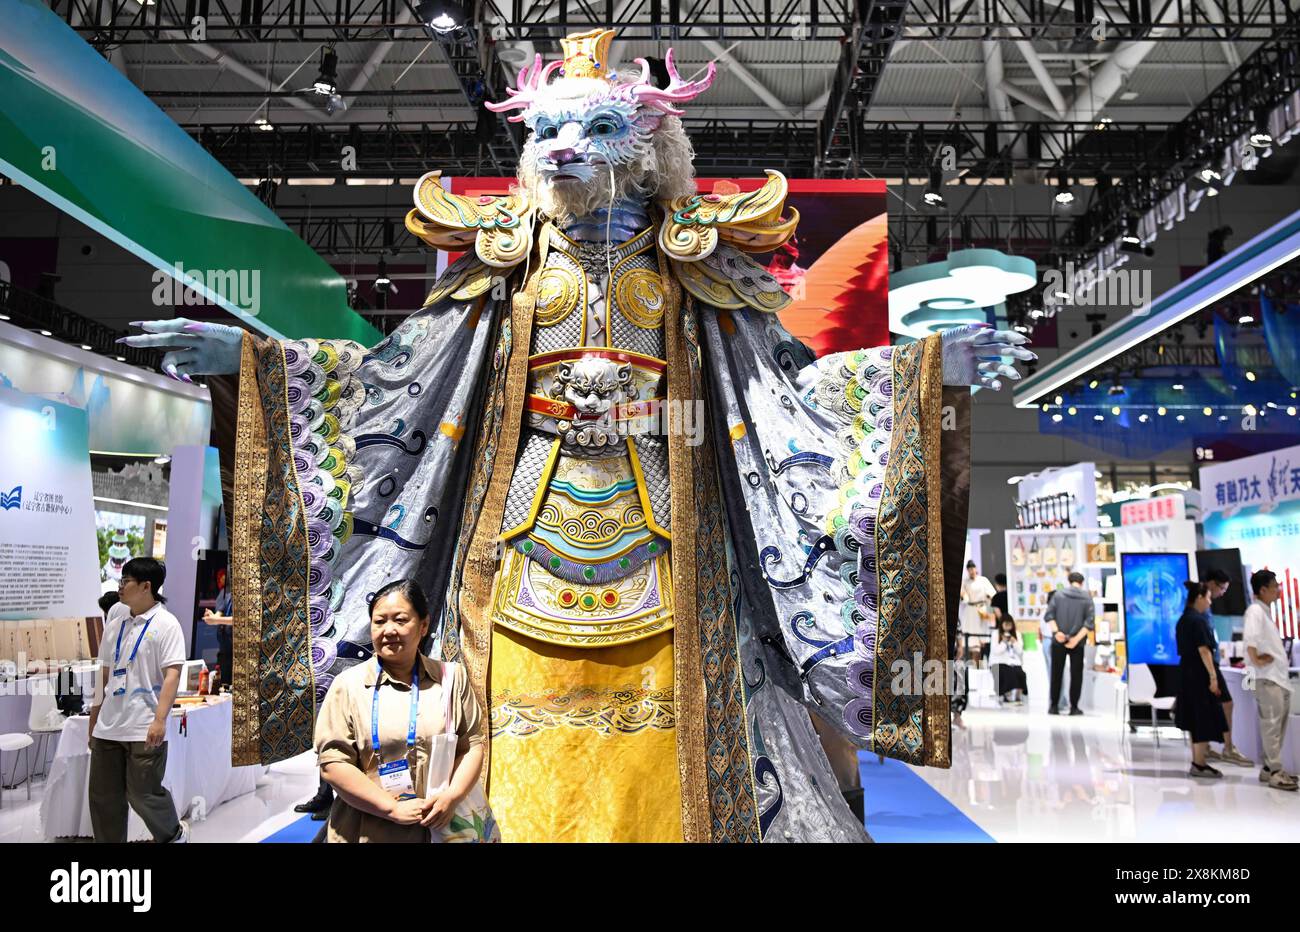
xmin=1122 ymin=552 xmax=1190 ymax=666
xmin=1195 ymin=548 xmax=1248 ymax=615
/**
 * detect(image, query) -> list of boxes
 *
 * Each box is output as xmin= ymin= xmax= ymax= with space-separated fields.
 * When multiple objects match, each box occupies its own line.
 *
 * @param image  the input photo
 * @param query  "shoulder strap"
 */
xmin=440 ymin=661 xmax=457 ymax=737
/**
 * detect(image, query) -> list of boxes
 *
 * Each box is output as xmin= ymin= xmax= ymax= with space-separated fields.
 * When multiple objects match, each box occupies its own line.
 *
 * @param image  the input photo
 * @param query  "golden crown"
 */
xmin=559 ymin=28 xmax=615 ymax=80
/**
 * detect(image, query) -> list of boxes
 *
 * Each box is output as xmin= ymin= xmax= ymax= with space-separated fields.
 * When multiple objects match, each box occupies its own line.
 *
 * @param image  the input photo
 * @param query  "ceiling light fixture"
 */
xmin=313 ymin=46 xmax=339 ymax=96
xmin=1054 ymin=172 xmax=1075 ymax=206
xmin=923 ymin=167 xmax=945 ymax=207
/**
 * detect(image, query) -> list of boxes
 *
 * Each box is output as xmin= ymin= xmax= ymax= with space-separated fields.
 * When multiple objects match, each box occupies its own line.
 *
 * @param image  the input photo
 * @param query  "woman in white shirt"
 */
xmin=989 ymin=618 xmax=1028 ymax=704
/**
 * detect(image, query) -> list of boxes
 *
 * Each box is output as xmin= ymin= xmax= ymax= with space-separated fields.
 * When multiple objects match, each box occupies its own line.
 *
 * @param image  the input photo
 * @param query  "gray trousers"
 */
xmin=88 ymin=737 xmax=181 ymax=843
xmin=1256 ymin=679 xmax=1291 ymax=773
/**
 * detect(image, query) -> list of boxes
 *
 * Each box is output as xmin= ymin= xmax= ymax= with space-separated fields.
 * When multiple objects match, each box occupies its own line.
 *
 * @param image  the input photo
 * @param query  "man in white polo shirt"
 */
xmin=86 ymin=556 xmax=190 ymax=841
xmin=1243 ymin=568 xmax=1297 ymax=792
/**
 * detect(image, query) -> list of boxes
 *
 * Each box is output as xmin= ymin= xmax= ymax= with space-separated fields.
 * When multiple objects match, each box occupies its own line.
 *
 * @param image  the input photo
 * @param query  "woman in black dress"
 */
xmin=1175 ymin=581 xmax=1229 ymax=778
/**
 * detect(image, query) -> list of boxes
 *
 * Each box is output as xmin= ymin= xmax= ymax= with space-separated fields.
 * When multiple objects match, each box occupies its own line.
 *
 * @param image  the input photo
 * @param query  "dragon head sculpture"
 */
xmin=486 ymin=29 xmax=714 ymax=223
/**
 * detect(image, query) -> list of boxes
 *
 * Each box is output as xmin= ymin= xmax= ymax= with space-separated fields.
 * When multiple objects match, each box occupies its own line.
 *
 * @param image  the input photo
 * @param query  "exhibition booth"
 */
xmin=981 ymin=452 xmax=1299 ymax=757
xmin=0 ymin=324 xmax=261 ymax=833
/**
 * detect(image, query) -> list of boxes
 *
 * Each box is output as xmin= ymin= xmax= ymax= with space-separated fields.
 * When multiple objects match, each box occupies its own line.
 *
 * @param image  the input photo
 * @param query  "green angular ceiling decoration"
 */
xmin=0 ymin=0 xmax=379 ymax=344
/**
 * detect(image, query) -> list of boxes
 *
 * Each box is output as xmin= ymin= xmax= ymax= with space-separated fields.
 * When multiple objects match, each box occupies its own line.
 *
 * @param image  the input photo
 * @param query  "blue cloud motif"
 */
xmin=889 ymin=248 xmax=1037 ymax=340
xmin=0 ymin=486 xmax=21 ymax=511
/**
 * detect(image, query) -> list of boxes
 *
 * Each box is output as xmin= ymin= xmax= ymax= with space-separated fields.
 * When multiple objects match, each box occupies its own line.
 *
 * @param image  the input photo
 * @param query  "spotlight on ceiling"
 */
xmin=1067 ymin=406 xmax=1078 ymax=416
xmin=1239 ymin=313 xmax=1256 ymax=325
xmin=1250 ymin=107 xmax=1273 ymax=148
xmin=313 ymin=46 xmax=339 ymax=96
xmin=1172 ymin=382 xmax=1185 ymax=391
xmin=1054 ymin=172 xmax=1074 ymax=206
xmin=1138 ymin=413 xmax=1149 ymax=423
xmin=1093 ymin=414 xmax=1105 ymax=421
xmin=374 ymin=257 xmax=393 ymax=294
xmin=923 ymin=167 xmax=945 ymax=207
xmin=1052 ymin=414 xmax=1063 ymax=422
xmin=1107 ymin=381 xmax=1126 ymax=396
xmin=415 ymin=0 xmax=467 ymax=33
xmin=1121 ymin=214 xmax=1141 ymax=245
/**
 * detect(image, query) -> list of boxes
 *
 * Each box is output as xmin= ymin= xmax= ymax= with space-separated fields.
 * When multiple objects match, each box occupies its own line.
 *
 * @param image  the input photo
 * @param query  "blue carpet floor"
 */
xmin=859 ymin=754 xmax=994 ymax=843
xmin=257 ymin=759 xmax=993 ymax=843
xmin=259 ymin=814 xmax=322 ymax=843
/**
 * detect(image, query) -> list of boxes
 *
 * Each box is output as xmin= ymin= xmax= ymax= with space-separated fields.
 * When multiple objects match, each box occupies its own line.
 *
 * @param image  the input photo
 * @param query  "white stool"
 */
xmin=0 ymin=733 xmax=35 ymax=807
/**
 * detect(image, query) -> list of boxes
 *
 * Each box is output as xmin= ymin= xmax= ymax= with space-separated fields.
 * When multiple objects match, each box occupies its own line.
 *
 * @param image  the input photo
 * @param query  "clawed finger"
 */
xmin=978 ymin=345 xmax=1037 ymax=361
xmin=119 ymin=333 xmax=201 ymax=350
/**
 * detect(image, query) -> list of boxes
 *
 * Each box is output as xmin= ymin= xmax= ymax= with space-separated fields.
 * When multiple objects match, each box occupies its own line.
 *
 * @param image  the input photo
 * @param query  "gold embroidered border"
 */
xmin=458 ymin=224 xmax=549 ymax=787
xmin=230 ymin=334 xmax=267 ymax=766
xmin=488 ymin=686 xmax=675 ymax=738
xmin=662 ymin=247 xmax=710 ymax=843
xmin=919 ymin=335 xmax=950 ymax=768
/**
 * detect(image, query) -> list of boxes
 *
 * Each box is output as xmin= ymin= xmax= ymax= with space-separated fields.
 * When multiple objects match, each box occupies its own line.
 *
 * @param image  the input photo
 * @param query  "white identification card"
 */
xmin=378 ymin=759 xmax=416 ymax=798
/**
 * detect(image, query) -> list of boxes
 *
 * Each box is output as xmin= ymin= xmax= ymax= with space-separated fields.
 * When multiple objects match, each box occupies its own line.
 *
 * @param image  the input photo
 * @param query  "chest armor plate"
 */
xmin=494 ymin=226 xmax=674 ymax=649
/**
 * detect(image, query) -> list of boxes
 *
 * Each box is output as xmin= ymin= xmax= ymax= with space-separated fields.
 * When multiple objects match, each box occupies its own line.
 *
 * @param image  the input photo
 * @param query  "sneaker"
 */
xmin=1206 ymin=747 xmax=1223 ymax=761
xmin=1267 ymin=771 xmax=1298 ymax=791
xmin=1048 ymin=707 xmax=1060 ymax=715
xmin=1220 ymin=748 xmax=1254 ymax=767
xmin=170 ymin=820 xmax=190 ymax=843
xmin=1189 ymin=763 xmax=1223 ymax=779
xmin=1260 ymin=767 xmax=1276 ymax=783
xmin=1069 ymin=708 xmax=1084 ymax=716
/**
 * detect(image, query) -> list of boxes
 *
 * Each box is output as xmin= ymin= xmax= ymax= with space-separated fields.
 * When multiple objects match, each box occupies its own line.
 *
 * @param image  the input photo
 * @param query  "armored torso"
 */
xmin=492 ymin=226 xmax=675 ymax=649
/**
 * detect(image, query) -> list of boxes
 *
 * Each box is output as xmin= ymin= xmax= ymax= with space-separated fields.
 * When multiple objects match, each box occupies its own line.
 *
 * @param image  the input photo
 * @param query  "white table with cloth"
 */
xmin=1222 ymin=665 xmax=1300 ymax=775
xmin=40 ymin=695 xmax=265 ymax=840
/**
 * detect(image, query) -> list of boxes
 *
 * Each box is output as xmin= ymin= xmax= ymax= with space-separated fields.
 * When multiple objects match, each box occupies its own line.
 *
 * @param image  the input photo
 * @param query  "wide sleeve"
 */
xmin=701 ymin=304 xmax=969 ymax=769
xmin=225 ymin=255 xmax=505 ymax=767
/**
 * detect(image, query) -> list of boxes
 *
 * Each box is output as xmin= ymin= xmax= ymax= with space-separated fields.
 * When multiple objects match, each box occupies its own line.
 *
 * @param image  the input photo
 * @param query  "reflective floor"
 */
xmin=900 ymin=706 xmax=1299 ymax=842
xmin=5 ymin=709 xmax=1296 ymax=842
xmin=0 ymin=750 xmax=320 ymax=843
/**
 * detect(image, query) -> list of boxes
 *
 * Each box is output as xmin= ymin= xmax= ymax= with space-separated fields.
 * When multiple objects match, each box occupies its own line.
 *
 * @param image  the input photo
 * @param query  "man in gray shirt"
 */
xmin=1044 ymin=571 xmax=1095 ymax=716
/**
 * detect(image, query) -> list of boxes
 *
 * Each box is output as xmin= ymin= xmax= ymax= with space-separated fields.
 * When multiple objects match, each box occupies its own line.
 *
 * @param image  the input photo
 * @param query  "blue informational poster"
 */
xmin=1122 ymin=552 xmax=1190 ymax=665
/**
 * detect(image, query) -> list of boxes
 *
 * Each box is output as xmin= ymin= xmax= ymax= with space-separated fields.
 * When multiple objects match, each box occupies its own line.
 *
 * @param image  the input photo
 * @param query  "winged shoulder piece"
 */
xmin=404 ymin=170 xmax=534 ymax=270
xmin=658 ymin=169 xmax=798 ymax=262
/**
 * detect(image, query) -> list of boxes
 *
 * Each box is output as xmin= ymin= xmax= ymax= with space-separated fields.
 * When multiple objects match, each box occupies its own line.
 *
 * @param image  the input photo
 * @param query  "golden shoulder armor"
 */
xmin=405 ymin=170 xmax=533 ymax=269
xmin=671 ymin=244 xmax=791 ymax=313
xmin=422 ymin=252 xmax=499 ymax=307
xmin=657 ymin=170 xmax=799 ymax=262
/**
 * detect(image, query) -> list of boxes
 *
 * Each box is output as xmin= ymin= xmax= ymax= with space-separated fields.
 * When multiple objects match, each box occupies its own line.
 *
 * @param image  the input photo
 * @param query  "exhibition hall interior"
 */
xmin=2 ymin=0 xmax=1300 ymax=849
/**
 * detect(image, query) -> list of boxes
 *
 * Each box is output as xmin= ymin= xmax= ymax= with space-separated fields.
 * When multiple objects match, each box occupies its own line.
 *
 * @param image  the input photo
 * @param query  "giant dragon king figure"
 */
xmin=127 ymin=28 xmax=1033 ymax=842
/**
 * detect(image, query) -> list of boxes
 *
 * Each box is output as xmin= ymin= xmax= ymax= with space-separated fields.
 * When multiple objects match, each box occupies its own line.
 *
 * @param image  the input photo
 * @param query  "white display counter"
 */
xmin=1222 ymin=666 xmax=1300 ymax=774
xmin=40 ymin=695 xmax=264 ymax=840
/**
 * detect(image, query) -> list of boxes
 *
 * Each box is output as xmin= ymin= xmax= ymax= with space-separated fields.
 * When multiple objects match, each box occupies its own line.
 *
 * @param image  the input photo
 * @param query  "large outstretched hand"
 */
xmin=940 ymin=324 xmax=1036 ymax=390
xmin=118 ymin=319 xmax=244 ymax=382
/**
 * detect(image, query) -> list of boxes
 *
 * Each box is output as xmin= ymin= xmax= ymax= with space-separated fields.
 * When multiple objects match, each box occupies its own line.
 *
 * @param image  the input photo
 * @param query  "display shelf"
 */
xmin=1005 ymin=527 xmax=1115 ymax=625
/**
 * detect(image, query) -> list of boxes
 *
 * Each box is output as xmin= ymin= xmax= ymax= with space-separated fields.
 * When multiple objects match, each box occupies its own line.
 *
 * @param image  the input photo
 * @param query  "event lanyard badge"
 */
xmin=111 ymin=615 xmax=153 ymax=697
xmin=373 ymin=659 xmax=421 ymax=799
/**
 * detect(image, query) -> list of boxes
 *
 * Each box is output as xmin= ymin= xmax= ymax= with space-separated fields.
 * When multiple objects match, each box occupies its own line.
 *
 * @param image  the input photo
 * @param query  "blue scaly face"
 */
xmin=522 ymin=95 xmax=655 ymax=187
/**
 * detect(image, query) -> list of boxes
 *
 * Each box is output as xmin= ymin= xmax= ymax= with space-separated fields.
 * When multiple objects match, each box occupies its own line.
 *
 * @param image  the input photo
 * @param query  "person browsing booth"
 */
xmin=1045 ymin=572 xmax=1094 ymax=716
xmin=86 ymin=557 xmax=189 ymax=843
